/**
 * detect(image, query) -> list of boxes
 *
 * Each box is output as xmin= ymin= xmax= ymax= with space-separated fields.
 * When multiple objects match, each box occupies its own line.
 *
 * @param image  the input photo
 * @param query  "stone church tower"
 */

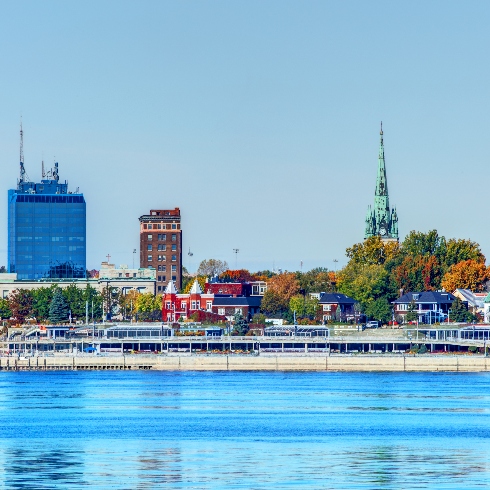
xmin=365 ymin=124 xmax=399 ymax=242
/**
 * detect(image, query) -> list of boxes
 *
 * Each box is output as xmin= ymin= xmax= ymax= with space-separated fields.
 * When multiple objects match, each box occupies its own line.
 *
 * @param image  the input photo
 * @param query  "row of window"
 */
xmin=143 ymin=223 xmax=180 ymax=230
xmin=157 ymin=277 xmax=177 ymax=291
xmin=146 ymin=234 xmax=177 ymax=242
xmin=147 ymin=255 xmax=177 ymax=262
xmin=147 ymin=244 xmax=177 ymax=251
xmin=154 ymin=264 xmax=177 ymax=272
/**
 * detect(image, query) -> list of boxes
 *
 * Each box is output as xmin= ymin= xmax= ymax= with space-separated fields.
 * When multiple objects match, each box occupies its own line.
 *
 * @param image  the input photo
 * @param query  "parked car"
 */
xmin=366 ymin=320 xmax=380 ymax=328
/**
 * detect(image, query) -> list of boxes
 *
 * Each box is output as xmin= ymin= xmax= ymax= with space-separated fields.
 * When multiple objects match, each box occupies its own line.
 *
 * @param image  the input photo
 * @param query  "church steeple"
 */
xmin=364 ymin=123 xmax=399 ymax=242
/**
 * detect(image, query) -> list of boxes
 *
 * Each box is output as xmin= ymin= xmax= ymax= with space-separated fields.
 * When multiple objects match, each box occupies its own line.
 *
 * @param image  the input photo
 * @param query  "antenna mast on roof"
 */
xmin=19 ymin=119 xmax=25 ymax=183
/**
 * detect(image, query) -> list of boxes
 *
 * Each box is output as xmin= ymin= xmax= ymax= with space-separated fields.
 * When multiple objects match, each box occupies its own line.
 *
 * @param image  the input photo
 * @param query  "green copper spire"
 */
xmin=365 ymin=123 xmax=399 ymax=241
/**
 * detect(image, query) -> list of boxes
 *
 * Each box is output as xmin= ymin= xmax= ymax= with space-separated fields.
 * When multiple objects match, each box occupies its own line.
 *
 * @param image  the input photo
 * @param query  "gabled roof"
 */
xmin=189 ymin=279 xmax=202 ymax=294
xmin=164 ymin=280 xmax=178 ymax=294
xmin=318 ymin=293 xmax=355 ymax=305
xmin=213 ymin=296 xmax=262 ymax=307
xmin=393 ymin=291 xmax=455 ymax=305
xmin=454 ymin=289 xmax=486 ymax=307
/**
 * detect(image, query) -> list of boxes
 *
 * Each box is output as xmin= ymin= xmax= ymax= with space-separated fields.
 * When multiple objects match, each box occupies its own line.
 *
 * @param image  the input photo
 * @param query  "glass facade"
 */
xmin=8 ymin=174 xmax=86 ymax=280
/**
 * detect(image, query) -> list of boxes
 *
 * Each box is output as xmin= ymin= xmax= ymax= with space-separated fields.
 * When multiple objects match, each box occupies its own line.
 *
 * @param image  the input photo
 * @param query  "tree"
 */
xmin=267 ymin=273 xmax=300 ymax=304
xmin=391 ymin=254 xmax=442 ymax=292
xmin=401 ymin=230 xmax=446 ymax=259
xmin=364 ymin=298 xmax=392 ymax=324
xmin=49 ymin=289 xmax=69 ymax=324
xmin=337 ymin=263 xmax=390 ymax=311
xmin=101 ymin=286 xmax=120 ymax=320
xmin=183 ymin=276 xmax=207 ymax=294
xmin=406 ymin=300 xmax=418 ymax=323
xmin=260 ymin=290 xmax=286 ymax=316
xmin=450 ymin=297 xmax=472 ymax=323
xmin=196 ymin=259 xmax=229 ymax=278
xmin=8 ymin=289 xmax=33 ymax=324
xmin=346 ymin=236 xmax=400 ymax=266
xmin=118 ymin=289 xmax=140 ymax=320
xmin=62 ymin=284 xmax=86 ymax=321
xmin=289 ymin=295 xmax=319 ymax=319
xmin=136 ymin=292 xmax=162 ymax=321
xmin=0 ymin=298 xmax=12 ymax=319
xmin=232 ymin=311 xmax=249 ymax=336
xmin=441 ymin=260 xmax=490 ymax=292
xmin=219 ymin=269 xmax=255 ymax=283
xmin=296 ymin=268 xmax=335 ymax=294
xmin=443 ymin=239 xmax=485 ymax=270
xmin=31 ymin=285 xmax=58 ymax=321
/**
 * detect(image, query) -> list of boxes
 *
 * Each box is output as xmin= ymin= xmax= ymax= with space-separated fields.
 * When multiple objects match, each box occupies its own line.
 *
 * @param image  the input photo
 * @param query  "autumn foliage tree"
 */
xmin=441 ymin=260 xmax=490 ymax=292
xmin=8 ymin=289 xmax=33 ymax=324
xmin=261 ymin=272 xmax=300 ymax=316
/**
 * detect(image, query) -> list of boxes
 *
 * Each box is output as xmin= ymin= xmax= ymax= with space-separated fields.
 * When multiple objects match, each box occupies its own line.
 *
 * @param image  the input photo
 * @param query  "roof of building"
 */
xmin=164 ymin=280 xmax=178 ymax=294
xmin=454 ymin=289 xmax=486 ymax=307
xmin=213 ymin=296 xmax=262 ymax=307
xmin=189 ymin=280 xmax=202 ymax=295
xmin=318 ymin=293 xmax=355 ymax=305
xmin=393 ymin=291 xmax=455 ymax=304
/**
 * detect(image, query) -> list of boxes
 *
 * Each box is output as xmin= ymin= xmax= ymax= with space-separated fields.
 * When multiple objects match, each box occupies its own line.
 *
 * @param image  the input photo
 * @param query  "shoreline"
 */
xmin=0 ymin=353 xmax=488 ymax=372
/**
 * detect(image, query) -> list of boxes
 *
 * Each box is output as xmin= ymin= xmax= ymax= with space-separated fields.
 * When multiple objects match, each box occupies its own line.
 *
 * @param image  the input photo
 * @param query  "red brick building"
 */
xmin=161 ymin=280 xmax=263 ymax=322
xmin=139 ymin=208 xmax=182 ymax=292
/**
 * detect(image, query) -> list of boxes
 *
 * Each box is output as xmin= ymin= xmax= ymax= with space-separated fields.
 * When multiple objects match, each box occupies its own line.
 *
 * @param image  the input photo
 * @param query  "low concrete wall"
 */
xmin=0 ymin=354 xmax=488 ymax=372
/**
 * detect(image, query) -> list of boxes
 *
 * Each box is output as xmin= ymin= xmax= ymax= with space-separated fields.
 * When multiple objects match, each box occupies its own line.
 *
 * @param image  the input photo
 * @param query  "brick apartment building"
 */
xmin=139 ymin=208 xmax=182 ymax=292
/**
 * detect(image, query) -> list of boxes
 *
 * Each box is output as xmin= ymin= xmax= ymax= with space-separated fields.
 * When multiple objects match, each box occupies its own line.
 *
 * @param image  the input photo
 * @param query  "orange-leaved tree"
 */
xmin=441 ymin=260 xmax=490 ymax=292
xmin=261 ymin=273 xmax=300 ymax=315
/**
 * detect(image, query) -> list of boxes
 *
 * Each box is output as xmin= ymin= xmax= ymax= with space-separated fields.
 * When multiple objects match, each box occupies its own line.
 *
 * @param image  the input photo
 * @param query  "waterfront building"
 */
xmin=393 ymin=291 xmax=456 ymax=323
xmin=452 ymin=289 xmax=486 ymax=318
xmin=161 ymin=279 xmax=263 ymax=322
xmin=365 ymin=124 xmax=399 ymax=242
xmin=8 ymin=127 xmax=86 ymax=279
xmin=139 ymin=208 xmax=182 ymax=292
xmin=318 ymin=293 xmax=356 ymax=322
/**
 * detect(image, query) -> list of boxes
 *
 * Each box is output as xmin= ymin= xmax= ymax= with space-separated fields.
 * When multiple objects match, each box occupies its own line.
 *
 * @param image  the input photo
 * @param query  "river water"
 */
xmin=0 ymin=371 xmax=489 ymax=489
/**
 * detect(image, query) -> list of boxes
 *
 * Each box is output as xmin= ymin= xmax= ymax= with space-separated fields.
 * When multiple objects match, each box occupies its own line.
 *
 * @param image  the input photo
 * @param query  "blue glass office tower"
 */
xmin=8 ymin=159 xmax=86 ymax=280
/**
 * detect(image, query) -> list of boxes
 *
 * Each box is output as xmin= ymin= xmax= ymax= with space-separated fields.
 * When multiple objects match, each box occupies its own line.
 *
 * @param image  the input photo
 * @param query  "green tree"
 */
xmin=289 ymin=295 xmax=319 ymax=319
xmin=8 ymin=289 xmax=34 ymax=324
xmin=31 ymin=285 xmax=58 ymax=321
xmin=0 ymin=298 xmax=12 ymax=319
xmin=443 ymin=238 xmax=485 ymax=270
xmin=364 ymin=298 xmax=392 ymax=324
xmin=49 ymin=289 xmax=69 ymax=324
xmin=62 ymin=284 xmax=85 ymax=320
xmin=296 ymin=267 xmax=335 ymax=294
xmin=232 ymin=311 xmax=249 ymax=336
xmin=450 ymin=297 xmax=472 ymax=322
xmin=101 ymin=286 xmax=120 ymax=320
xmin=136 ymin=292 xmax=162 ymax=321
xmin=406 ymin=300 xmax=418 ymax=323
xmin=261 ymin=290 xmax=287 ymax=316
xmin=346 ymin=236 xmax=400 ymax=266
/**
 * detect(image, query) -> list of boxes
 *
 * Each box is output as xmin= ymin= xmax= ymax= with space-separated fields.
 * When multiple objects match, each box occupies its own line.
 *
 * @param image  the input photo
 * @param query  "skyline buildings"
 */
xmin=8 ymin=127 xmax=86 ymax=280
xmin=139 ymin=208 xmax=183 ymax=291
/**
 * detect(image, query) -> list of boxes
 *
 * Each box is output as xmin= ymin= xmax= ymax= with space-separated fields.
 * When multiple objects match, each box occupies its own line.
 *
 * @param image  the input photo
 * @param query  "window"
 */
xmin=158 ymin=244 xmax=166 ymax=251
xmin=165 ymin=302 xmax=171 ymax=309
xmin=323 ymin=304 xmax=331 ymax=311
xmin=162 ymin=275 xmax=166 ymax=281
xmin=147 ymin=244 xmax=152 ymax=251
xmin=172 ymin=275 xmax=176 ymax=281
xmin=158 ymin=286 xmax=162 ymax=292
xmin=172 ymin=255 xmax=176 ymax=262
xmin=191 ymin=301 xmax=197 ymax=309
xmin=158 ymin=266 xmax=162 ymax=271
xmin=161 ymin=234 xmax=166 ymax=241
xmin=172 ymin=223 xmax=176 ymax=229
xmin=147 ymin=255 xmax=152 ymax=261
xmin=133 ymin=273 xmax=136 ymax=277
xmin=148 ymin=224 xmax=152 ymax=230
xmin=158 ymin=275 xmax=161 ymax=281
xmin=181 ymin=302 xmax=187 ymax=310
xmin=218 ymin=308 xmax=225 ymax=316
xmin=171 ymin=234 xmax=176 ymax=241
xmin=172 ymin=265 xmax=176 ymax=272
xmin=206 ymin=301 xmax=212 ymax=310
xmin=147 ymin=234 xmax=153 ymax=240
xmin=158 ymin=255 xmax=165 ymax=261
xmin=171 ymin=244 xmax=177 ymax=251
xmin=143 ymin=224 xmax=147 ymax=229
xmin=235 ymin=308 xmax=242 ymax=314
xmin=157 ymin=224 xmax=162 ymax=229
xmin=161 ymin=265 xmax=166 ymax=272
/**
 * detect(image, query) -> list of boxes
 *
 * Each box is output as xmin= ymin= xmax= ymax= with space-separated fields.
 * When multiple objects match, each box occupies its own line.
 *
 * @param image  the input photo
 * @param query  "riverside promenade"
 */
xmin=1 ymin=352 xmax=489 ymax=372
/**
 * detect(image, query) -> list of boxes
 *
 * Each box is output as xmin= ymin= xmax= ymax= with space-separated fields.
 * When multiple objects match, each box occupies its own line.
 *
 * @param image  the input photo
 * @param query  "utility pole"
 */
xmin=233 ymin=249 xmax=239 ymax=269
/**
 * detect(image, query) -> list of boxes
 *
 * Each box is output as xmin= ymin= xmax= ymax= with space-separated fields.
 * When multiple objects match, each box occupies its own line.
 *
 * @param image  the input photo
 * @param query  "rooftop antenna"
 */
xmin=188 ymin=247 xmax=193 ymax=257
xmin=19 ymin=119 xmax=26 ymax=183
xmin=42 ymin=159 xmax=45 ymax=179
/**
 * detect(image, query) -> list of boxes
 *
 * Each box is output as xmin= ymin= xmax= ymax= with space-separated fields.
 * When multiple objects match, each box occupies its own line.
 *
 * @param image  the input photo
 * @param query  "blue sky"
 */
xmin=0 ymin=1 xmax=489 ymax=273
